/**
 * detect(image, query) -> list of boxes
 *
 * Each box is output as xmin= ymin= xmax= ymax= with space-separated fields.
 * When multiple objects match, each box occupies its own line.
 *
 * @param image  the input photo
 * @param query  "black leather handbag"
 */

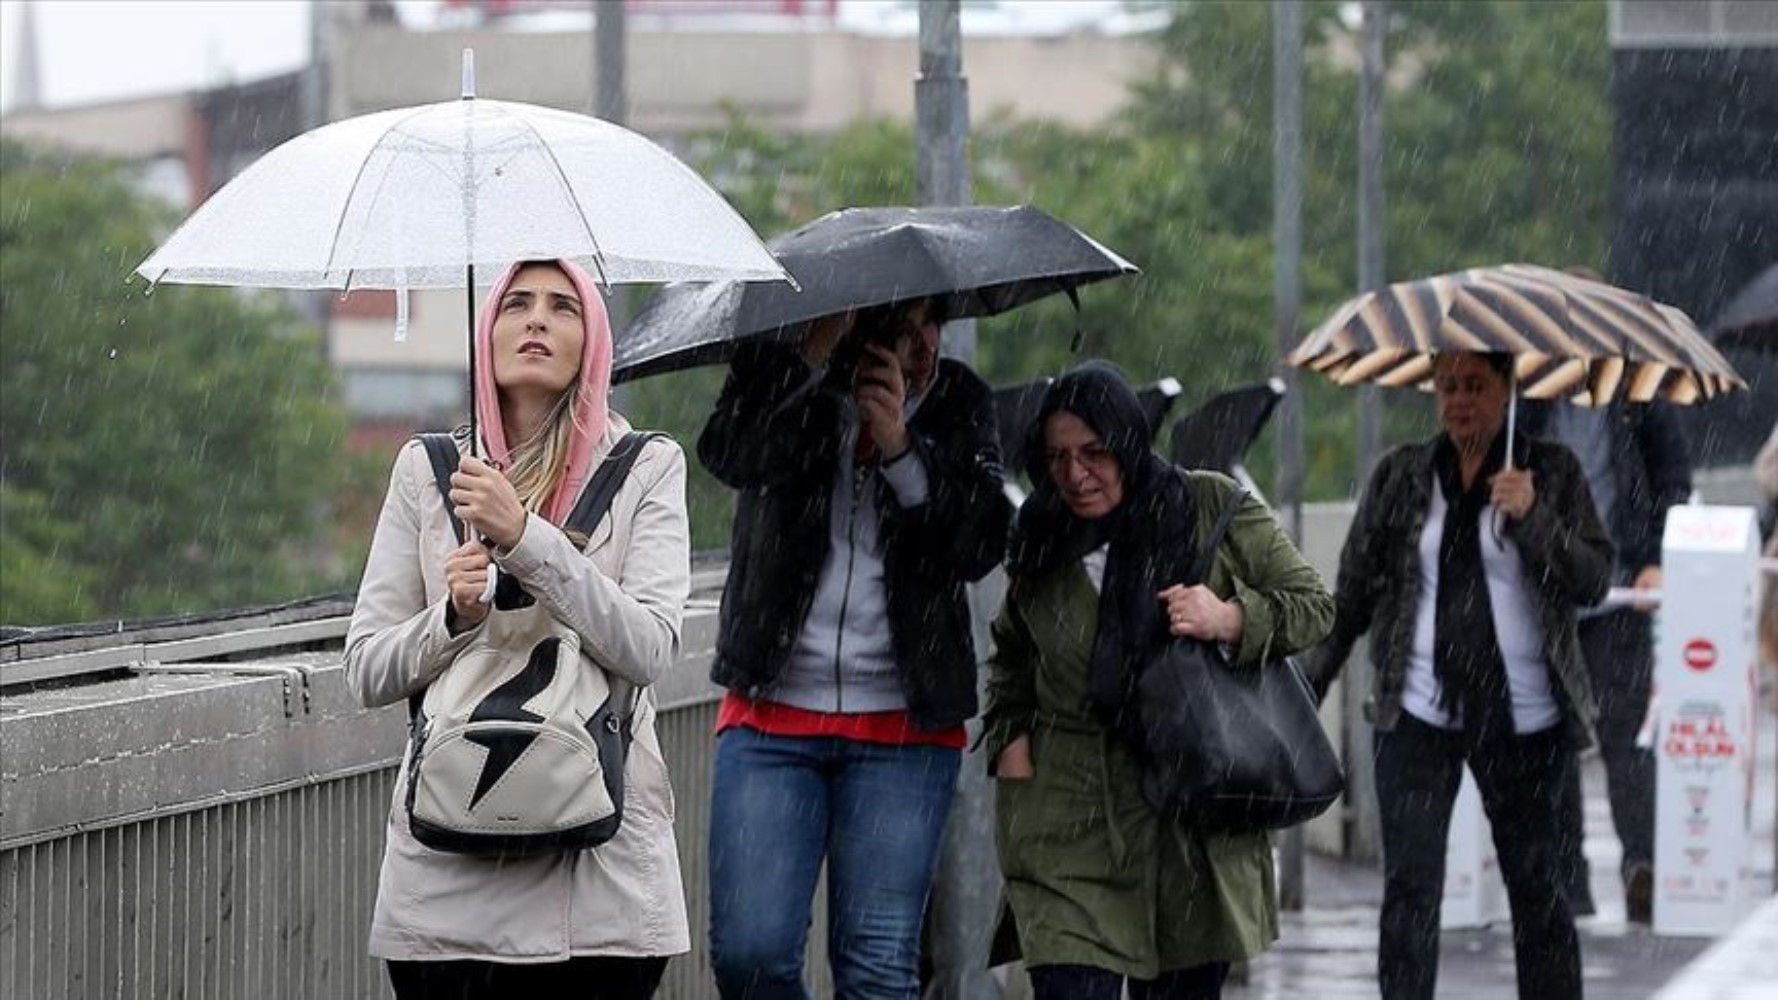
xmin=1135 ymin=488 xmax=1344 ymax=831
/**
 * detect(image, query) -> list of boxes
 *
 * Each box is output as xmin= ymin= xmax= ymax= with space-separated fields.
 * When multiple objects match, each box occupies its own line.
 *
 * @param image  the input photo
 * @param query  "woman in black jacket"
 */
xmin=1307 ymin=351 xmax=1613 ymax=1000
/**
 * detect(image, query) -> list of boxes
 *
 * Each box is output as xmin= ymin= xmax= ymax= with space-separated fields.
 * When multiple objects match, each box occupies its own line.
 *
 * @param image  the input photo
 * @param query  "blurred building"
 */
xmin=1607 ymin=0 xmax=1778 ymax=465
xmin=1 ymin=0 xmax=1158 ymax=434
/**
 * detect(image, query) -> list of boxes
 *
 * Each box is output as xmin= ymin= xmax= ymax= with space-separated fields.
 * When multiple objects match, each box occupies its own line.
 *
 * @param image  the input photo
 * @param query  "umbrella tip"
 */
xmin=461 ymin=48 xmax=476 ymax=100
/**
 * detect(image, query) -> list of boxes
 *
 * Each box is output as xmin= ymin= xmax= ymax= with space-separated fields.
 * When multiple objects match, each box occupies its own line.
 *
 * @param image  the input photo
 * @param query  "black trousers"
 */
xmin=1374 ymin=714 xmax=1581 ymax=1000
xmin=386 ymin=955 xmax=668 ymax=1000
xmin=1028 ymin=961 xmax=1230 ymax=1000
xmin=1559 ymin=608 xmax=1657 ymax=882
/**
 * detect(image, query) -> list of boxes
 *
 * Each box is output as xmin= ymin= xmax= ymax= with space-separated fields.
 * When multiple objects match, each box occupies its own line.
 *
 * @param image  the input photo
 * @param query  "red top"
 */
xmin=715 ymin=691 xmax=967 ymax=749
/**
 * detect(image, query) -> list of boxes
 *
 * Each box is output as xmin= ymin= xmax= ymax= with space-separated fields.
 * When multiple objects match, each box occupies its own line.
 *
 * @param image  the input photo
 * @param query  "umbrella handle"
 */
xmin=1504 ymin=367 xmax=1517 ymax=473
xmin=1066 ymin=285 xmax=1084 ymax=352
xmin=1488 ymin=368 xmax=1519 ymax=545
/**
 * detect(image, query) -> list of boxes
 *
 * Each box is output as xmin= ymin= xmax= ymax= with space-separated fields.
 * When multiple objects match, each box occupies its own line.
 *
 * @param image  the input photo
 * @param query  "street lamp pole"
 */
xmin=917 ymin=4 xmax=998 ymax=998
xmin=1273 ymin=0 xmax=1309 ymax=912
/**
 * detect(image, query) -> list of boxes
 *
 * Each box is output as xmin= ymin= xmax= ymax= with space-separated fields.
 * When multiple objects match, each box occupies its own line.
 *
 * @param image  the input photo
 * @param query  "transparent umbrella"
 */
xmin=137 ymin=54 xmax=785 ymax=292
xmin=136 ymin=51 xmax=789 ymax=447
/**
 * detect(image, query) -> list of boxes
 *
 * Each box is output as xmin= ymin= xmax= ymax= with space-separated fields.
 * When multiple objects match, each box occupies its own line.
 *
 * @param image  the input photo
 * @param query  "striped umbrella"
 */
xmin=1288 ymin=264 xmax=1746 ymax=406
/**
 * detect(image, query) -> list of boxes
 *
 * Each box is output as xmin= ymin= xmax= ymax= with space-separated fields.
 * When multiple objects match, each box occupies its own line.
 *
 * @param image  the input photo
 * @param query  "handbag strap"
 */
xmin=1184 ymin=481 xmax=1250 ymax=586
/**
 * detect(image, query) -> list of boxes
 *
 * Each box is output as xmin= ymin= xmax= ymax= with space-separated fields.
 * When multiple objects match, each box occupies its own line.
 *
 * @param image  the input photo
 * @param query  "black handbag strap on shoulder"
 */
xmin=415 ymin=430 xmax=665 ymax=545
xmin=1184 ymin=480 xmax=1250 ymax=587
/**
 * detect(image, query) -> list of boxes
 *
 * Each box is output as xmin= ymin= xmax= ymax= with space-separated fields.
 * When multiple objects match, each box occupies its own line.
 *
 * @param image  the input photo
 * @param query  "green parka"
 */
xmin=983 ymin=471 xmax=1334 ymax=978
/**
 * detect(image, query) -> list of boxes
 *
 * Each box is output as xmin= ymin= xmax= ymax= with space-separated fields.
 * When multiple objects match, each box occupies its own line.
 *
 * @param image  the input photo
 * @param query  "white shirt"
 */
xmin=1402 ymin=470 xmax=1561 ymax=735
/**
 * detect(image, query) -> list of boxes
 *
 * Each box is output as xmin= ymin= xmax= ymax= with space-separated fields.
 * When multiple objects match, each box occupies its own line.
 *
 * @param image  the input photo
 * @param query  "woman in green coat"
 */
xmin=983 ymin=362 xmax=1333 ymax=1000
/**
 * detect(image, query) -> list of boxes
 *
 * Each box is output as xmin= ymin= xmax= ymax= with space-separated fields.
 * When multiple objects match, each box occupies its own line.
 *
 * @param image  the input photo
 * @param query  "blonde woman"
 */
xmin=346 ymin=260 xmax=691 ymax=999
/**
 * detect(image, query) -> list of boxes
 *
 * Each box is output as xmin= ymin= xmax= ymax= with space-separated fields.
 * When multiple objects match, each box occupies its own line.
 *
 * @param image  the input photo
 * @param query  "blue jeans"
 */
xmin=708 ymin=727 xmax=960 ymax=1000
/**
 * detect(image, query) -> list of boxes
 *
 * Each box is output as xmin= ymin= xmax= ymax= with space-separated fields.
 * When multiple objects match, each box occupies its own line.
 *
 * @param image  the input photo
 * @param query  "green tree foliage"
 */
xmin=627 ymin=0 xmax=1612 ymax=537
xmin=1122 ymin=0 xmax=1610 ymax=493
xmin=1132 ymin=0 xmax=1610 ymax=279
xmin=0 ymin=140 xmax=352 ymax=625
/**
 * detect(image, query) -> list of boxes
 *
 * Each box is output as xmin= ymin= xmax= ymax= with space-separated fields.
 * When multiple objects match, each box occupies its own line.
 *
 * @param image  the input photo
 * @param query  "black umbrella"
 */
xmin=613 ymin=205 xmax=1139 ymax=382
xmin=1710 ymin=262 xmax=1778 ymax=352
xmin=1169 ymin=380 xmax=1284 ymax=477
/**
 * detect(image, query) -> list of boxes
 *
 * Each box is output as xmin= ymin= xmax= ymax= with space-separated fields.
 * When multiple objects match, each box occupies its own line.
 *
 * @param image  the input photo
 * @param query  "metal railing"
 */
xmin=0 ymin=560 xmax=837 ymax=1000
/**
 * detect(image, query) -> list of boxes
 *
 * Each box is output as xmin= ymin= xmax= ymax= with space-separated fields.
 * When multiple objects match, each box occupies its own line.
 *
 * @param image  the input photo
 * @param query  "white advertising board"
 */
xmin=1653 ymin=505 xmax=1760 ymax=936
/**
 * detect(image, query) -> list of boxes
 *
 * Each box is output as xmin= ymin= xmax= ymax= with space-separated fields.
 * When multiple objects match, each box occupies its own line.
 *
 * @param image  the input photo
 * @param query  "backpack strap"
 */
xmin=1185 ymin=482 xmax=1250 ymax=587
xmin=414 ymin=430 xmax=664 ymax=545
xmin=416 ymin=432 xmax=466 ymax=545
xmin=409 ymin=430 xmax=666 ymax=718
xmin=561 ymin=431 xmax=666 ymax=538
xmin=556 ymin=430 xmax=666 ymax=719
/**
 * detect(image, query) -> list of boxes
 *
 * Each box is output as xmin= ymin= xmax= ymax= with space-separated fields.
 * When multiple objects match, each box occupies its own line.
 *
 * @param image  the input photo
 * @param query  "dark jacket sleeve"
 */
xmin=891 ymin=364 xmax=1012 ymax=584
xmin=1628 ymin=402 xmax=1693 ymax=570
xmin=1303 ymin=450 xmax=1401 ymax=699
xmin=1506 ymin=442 xmax=1615 ymax=606
xmin=697 ymin=343 xmax=841 ymax=489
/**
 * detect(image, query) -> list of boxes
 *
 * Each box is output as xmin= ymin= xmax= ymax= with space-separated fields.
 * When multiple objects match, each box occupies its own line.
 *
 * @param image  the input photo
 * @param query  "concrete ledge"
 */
xmin=0 ymin=660 xmax=406 ymax=849
xmin=0 ymin=608 xmax=726 ymax=850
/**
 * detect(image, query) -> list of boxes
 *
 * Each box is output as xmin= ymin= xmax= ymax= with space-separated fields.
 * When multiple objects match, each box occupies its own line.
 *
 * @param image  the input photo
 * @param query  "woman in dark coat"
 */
xmin=982 ymin=362 xmax=1333 ymax=1000
xmin=1306 ymin=351 xmax=1614 ymax=1000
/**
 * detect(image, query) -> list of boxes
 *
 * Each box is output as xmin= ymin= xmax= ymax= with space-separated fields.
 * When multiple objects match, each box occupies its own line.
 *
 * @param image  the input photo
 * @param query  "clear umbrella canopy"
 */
xmin=135 ymin=97 xmax=787 ymax=290
xmin=135 ymin=52 xmax=788 ymax=470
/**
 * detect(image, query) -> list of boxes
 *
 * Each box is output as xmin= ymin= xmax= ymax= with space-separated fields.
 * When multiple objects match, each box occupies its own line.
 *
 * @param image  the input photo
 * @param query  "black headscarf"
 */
xmin=1007 ymin=361 xmax=1195 ymax=735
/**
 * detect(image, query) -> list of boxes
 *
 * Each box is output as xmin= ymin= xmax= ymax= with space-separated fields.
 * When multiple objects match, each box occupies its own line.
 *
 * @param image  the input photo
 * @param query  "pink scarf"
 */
xmin=472 ymin=259 xmax=613 ymax=526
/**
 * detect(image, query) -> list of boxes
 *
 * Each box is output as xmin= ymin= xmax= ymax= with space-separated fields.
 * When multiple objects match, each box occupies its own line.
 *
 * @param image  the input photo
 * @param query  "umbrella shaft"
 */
xmin=467 ymin=262 xmax=478 ymax=461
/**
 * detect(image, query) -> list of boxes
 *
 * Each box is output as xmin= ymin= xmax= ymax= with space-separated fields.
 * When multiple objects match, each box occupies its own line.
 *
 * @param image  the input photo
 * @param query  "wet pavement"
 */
xmin=1228 ymin=701 xmax=1777 ymax=999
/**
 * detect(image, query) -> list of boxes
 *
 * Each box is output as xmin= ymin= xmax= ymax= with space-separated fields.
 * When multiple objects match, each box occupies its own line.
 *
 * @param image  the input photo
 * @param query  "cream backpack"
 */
xmin=404 ymin=431 xmax=658 ymax=857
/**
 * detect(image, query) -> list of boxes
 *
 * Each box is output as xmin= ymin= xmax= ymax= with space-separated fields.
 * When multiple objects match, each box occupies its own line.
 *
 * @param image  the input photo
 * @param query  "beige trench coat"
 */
xmin=345 ymin=413 xmax=691 ymax=962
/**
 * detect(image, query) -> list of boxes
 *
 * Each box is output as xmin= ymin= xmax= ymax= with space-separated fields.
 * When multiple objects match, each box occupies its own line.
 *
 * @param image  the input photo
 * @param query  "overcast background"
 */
xmin=0 ymin=0 xmax=1156 ymax=113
